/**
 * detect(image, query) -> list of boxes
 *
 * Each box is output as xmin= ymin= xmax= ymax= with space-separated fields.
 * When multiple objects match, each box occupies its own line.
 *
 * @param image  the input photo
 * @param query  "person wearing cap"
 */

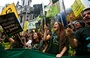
xmin=66 ymin=7 xmax=90 ymax=56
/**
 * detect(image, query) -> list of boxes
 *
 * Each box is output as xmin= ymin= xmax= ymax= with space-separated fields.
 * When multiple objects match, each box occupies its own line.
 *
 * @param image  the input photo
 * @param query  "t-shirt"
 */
xmin=49 ymin=32 xmax=59 ymax=55
xmin=46 ymin=32 xmax=69 ymax=55
xmin=32 ymin=40 xmax=44 ymax=51
xmin=74 ymin=26 xmax=90 ymax=55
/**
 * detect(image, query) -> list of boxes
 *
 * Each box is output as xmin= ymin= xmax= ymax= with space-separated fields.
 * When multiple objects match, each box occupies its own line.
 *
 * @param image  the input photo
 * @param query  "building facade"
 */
xmin=16 ymin=0 xmax=34 ymax=28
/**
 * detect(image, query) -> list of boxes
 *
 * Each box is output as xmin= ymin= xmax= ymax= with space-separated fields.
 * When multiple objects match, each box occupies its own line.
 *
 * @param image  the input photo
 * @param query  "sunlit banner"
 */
xmin=71 ymin=0 xmax=85 ymax=17
xmin=1 ymin=3 xmax=19 ymax=18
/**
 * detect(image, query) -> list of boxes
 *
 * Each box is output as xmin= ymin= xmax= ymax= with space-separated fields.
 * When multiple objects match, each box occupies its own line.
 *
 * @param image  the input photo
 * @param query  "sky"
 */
xmin=0 ymin=0 xmax=50 ymax=6
xmin=0 ymin=0 xmax=19 ymax=6
xmin=0 ymin=0 xmax=75 ymax=8
xmin=0 ymin=0 xmax=75 ymax=13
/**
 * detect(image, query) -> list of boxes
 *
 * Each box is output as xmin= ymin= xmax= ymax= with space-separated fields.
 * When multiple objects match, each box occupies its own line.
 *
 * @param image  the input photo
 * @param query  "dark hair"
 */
xmin=78 ymin=20 xmax=85 ymax=27
xmin=32 ymin=32 xmax=42 ymax=44
xmin=55 ymin=22 xmax=68 ymax=53
xmin=65 ymin=25 xmax=72 ymax=29
xmin=82 ymin=8 xmax=90 ymax=16
xmin=83 ymin=8 xmax=90 ymax=12
xmin=75 ymin=20 xmax=85 ymax=27
xmin=1 ymin=32 xmax=6 ymax=38
xmin=54 ymin=22 xmax=66 ymax=42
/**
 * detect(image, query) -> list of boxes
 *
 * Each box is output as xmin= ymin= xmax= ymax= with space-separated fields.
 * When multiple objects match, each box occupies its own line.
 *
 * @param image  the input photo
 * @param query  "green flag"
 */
xmin=51 ymin=2 xmax=60 ymax=16
xmin=37 ymin=16 xmax=41 ymax=21
xmin=46 ymin=9 xmax=52 ymax=17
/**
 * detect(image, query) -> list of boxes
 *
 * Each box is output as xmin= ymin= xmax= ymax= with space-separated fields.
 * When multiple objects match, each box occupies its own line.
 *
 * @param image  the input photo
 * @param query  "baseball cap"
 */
xmin=83 ymin=7 xmax=90 ymax=12
xmin=81 ymin=7 xmax=90 ymax=15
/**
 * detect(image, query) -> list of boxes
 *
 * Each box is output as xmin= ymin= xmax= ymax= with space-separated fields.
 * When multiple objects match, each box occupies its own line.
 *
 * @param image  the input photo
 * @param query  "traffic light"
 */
xmin=52 ymin=0 xmax=59 ymax=4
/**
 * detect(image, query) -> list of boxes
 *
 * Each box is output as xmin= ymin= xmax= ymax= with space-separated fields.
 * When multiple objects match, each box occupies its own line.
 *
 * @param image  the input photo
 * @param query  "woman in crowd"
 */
xmin=1 ymin=32 xmax=15 ymax=49
xmin=73 ymin=20 xmax=85 ymax=31
xmin=43 ymin=24 xmax=51 ymax=52
xmin=45 ymin=22 xmax=69 ymax=58
xmin=25 ymin=31 xmax=33 ymax=49
xmin=31 ymin=32 xmax=43 ymax=51
xmin=11 ymin=34 xmax=23 ymax=48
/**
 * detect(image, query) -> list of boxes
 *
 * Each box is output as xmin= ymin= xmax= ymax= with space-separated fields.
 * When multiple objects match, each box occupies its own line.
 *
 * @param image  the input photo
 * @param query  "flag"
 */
xmin=1 ymin=3 xmax=19 ymax=18
xmin=51 ymin=2 xmax=60 ymax=16
xmin=45 ymin=2 xmax=52 ymax=17
xmin=37 ymin=16 xmax=41 ymax=21
xmin=71 ymin=0 xmax=85 ymax=17
xmin=46 ymin=9 xmax=52 ymax=17
xmin=23 ymin=21 xmax=29 ymax=31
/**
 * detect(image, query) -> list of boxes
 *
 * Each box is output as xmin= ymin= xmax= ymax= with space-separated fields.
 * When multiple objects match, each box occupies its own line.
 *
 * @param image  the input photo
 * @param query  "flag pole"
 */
xmin=62 ymin=0 xmax=68 ymax=25
xmin=58 ymin=0 xmax=64 ymax=26
xmin=62 ymin=0 xmax=66 ymax=16
xmin=42 ymin=1 xmax=46 ymax=24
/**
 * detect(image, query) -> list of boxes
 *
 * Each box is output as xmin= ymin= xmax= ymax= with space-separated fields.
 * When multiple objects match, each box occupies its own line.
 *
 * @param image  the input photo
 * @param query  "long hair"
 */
xmin=32 ymin=32 xmax=42 ymax=44
xmin=55 ymin=22 xmax=67 ymax=52
xmin=56 ymin=22 xmax=66 ymax=40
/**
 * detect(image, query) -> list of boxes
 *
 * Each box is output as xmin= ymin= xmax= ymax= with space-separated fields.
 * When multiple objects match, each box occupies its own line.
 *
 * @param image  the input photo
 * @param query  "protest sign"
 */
xmin=1 ymin=3 xmax=19 ymax=18
xmin=0 ymin=12 xmax=23 ymax=37
xmin=71 ymin=0 xmax=85 ymax=17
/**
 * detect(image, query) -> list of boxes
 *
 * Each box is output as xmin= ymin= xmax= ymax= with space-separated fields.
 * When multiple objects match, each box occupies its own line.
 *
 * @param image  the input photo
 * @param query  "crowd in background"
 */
xmin=0 ymin=7 xmax=90 ymax=57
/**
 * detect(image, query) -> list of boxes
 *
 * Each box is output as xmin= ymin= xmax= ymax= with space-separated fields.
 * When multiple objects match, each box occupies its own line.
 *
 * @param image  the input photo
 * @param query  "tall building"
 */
xmin=16 ymin=0 xmax=33 ymax=28
xmin=21 ymin=0 xmax=32 ymax=6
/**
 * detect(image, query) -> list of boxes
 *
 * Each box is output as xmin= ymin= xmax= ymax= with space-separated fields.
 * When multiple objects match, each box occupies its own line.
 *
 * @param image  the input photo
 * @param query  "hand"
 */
xmin=0 ymin=38 xmax=3 ymax=42
xmin=44 ymin=24 xmax=48 ymax=30
xmin=56 ymin=54 xmax=63 ymax=58
xmin=66 ymin=28 xmax=74 ymax=37
xmin=42 ymin=49 xmax=45 ymax=53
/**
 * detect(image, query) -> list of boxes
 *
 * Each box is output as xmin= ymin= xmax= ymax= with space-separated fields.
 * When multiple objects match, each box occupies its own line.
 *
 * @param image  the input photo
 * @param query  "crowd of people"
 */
xmin=0 ymin=7 xmax=90 ymax=57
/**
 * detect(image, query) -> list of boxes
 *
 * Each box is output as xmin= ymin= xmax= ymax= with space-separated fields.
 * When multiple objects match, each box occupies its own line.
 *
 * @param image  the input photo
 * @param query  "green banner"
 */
xmin=0 ymin=48 xmax=89 ymax=58
xmin=4 ymin=49 xmax=55 ymax=58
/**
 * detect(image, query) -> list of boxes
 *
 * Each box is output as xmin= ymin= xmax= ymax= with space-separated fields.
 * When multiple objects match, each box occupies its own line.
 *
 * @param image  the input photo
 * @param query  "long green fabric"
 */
xmin=0 ymin=47 xmax=90 ymax=58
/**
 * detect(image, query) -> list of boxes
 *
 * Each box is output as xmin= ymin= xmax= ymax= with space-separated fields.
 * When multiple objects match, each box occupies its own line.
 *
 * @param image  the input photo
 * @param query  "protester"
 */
xmin=43 ymin=24 xmax=51 ymax=52
xmin=31 ymin=32 xmax=43 ymax=51
xmin=1 ymin=32 xmax=15 ymax=49
xmin=66 ymin=20 xmax=85 ymax=56
xmin=11 ymin=34 xmax=23 ymax=48
xmin=25 ymin=32 xmax=33 ymax=49
xmin=65 ymin=25 xmax=75 ymax=56
xmin=45 ymin=22 xmax=69 ymax=58
xmin=73 ymin=20 xmax=85 ymax=31
xmin=66 ymin=7 xmax=90 ymax=55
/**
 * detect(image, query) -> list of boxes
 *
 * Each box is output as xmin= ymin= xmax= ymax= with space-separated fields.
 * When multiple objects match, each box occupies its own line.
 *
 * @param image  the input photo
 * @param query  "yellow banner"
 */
xmin=71 ymin=0 xmax=85 ymax=17
xmin=1 ymin=3 xmax=19 ymax=18
xmin=23 ymin=21 xmax=29 ymax=31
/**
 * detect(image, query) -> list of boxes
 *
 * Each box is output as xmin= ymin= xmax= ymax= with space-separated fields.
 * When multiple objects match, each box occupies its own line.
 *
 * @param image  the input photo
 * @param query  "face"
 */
xmin=74 ymin=22 xmax=81 ymax=29
xmin=54 ymin=22 xmax=59 ymax=31
xmin=82 ymin=10 xmax=90 ymax=24
xmin=33 ymin=32 xmax=38 ymax=39
xmin=2 ymin=34 xmax=6 ymax=39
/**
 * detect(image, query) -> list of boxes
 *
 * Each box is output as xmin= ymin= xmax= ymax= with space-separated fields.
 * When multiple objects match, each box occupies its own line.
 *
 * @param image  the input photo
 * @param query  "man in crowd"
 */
xmin=67 ymin=7 xmax=90 ymax=56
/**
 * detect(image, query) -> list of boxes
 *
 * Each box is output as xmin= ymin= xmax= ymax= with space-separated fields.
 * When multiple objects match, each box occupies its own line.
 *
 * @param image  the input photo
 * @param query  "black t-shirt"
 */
xmin=46 ymin=32 xmax=69 ymax=55
xmin=3 ymin=35 xmax=10 ymax=42
xmin=32 ymin=40 xmax=44 ymax=51
xmin=50 ymin=32 xmax=59 ymax=55
xmin=74 ymin=26 xmax=90 ymax=55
